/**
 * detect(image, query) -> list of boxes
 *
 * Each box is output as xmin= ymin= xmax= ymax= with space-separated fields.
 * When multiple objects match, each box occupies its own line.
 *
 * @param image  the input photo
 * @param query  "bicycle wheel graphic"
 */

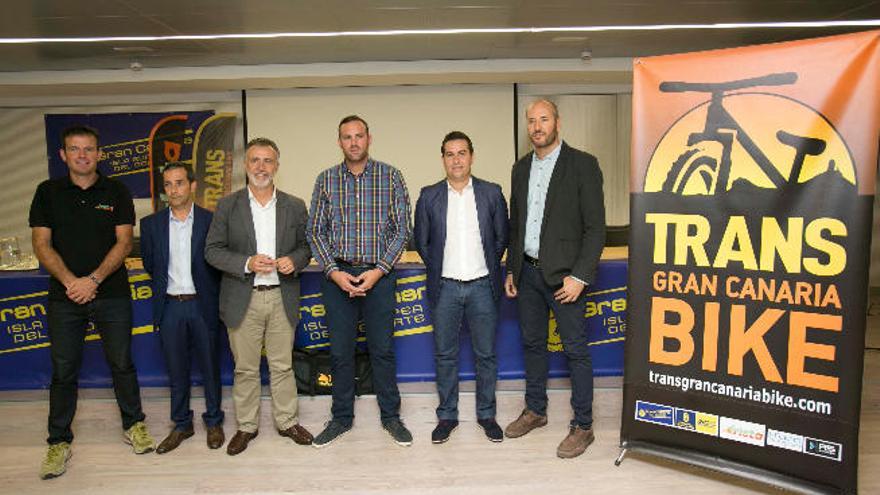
xmin=644 ymin=93 xmax=856 ymax=194
xmin=661 ymin=148 xmax=719 ymax=195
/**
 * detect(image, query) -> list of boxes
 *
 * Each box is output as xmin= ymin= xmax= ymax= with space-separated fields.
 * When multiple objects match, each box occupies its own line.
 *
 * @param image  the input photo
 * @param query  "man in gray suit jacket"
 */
xmin=205 ymin=137 xmax=314 ymax=455
xmin=504 ymin=99 xmax=606 ymax=459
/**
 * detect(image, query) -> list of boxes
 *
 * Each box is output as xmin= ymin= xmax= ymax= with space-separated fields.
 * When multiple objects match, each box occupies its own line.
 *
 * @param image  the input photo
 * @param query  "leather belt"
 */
xmin=523 ymin=255 xmax=540 ymax=267
xmin=254 ymin=285 xmax=280 ymax=292
xmin=167 ymin=294 xmax=197 ymax=301
xmin=442 ymin=275 xmax=488 ymax=284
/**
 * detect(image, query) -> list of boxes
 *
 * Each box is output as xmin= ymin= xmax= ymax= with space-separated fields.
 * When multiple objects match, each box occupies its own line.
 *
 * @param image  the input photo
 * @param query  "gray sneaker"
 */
xmin=383 ymin=419 xmax=413 ymax=447
xmin=124 ymin=421 xmax=156 ymax=454
xmin=39 ymin=442 xmax=71 ymax=480
xmin=313 ymin=420 xmax=352 ymax=449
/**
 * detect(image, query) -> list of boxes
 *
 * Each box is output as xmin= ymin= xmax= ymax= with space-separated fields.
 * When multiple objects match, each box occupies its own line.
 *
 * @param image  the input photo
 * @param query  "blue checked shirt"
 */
xmin=308 ymin=159 xmax=412 ymax=276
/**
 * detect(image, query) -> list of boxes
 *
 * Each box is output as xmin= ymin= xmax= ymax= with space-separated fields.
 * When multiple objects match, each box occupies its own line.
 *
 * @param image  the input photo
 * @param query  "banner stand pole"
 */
xmin=614 ymin=446 xmax=628 ymax=466
xmin=621 ymin=440 xmax=837 ymax=495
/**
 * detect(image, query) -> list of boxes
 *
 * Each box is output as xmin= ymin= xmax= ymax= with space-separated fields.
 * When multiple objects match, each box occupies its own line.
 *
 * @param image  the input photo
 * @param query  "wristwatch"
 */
xmin=87 ymin=273 xmax=101 ymax=286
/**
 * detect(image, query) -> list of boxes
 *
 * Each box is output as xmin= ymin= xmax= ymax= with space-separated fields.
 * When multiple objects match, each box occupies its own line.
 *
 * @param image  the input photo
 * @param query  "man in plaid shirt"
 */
xmin=308 ymin=115 xmax=413 ymax=448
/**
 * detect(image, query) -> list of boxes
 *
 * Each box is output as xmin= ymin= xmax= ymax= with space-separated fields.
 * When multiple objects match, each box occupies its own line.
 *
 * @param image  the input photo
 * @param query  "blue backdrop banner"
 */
xmin=45 ymin=112 xmax=215 ymax=199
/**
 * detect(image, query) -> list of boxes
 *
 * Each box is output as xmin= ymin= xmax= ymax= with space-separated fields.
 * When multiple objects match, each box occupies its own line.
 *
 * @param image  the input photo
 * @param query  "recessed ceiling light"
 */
xmin=112 ymin=46 xmax=154 ymax=52
xmin=552 ymin=36 xmax=589 ymax=42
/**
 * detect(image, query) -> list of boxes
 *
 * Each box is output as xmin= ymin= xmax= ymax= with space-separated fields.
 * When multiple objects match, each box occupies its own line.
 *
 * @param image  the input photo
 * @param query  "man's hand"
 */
xmin=276 ymin=256 xmax=296 ymax=275
xmin=248 ymin=254 xmax=276 ymax=274
xmin=330 ymin=270 xmax=364 ymax=297
xmin=504 ymin=273 xmax=518 ymax=298
xmin=354 ymin=268 xmax=384 ymax=294
xmin=554 ymin=276 xmax=585 ymax=304
xmin=65 ymin=277 xmax=97 ymax=305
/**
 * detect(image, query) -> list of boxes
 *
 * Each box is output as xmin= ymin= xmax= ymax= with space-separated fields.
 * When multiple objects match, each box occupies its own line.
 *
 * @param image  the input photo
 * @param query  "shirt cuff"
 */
xmin=376 ymin=260 xmax=392 ymax=274
xmin=323 ymin=263 xmax=339 ymax=278
xmin=244 ymin=257 xmax=251 ymax=274
xmin=570 ymin=275 xmax=588 ymax=286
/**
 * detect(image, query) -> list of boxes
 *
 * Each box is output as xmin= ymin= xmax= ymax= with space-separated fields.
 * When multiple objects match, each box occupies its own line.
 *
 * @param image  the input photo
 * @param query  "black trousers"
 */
xmin=516 ymin=263 xmax=593 ymax=428
xmin=47 ymin=298 xmax=146 ymax=444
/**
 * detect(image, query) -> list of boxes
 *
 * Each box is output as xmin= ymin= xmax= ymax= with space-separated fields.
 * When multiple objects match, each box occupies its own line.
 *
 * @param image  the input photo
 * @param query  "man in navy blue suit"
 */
xmin=414 ymin=131 xmax=509 ymax=444
xmin=141 ymin=162 xmax=225 ymax=453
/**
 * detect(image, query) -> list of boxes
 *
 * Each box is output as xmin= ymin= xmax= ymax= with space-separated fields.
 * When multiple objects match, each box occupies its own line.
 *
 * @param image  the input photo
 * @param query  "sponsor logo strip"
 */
xmin=635 ymin=399 xmax=842 ymax=461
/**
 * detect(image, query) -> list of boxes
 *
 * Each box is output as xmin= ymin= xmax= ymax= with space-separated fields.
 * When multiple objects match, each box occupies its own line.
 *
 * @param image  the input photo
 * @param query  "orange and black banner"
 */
xmin=149 ymin=114 xmax=191 ymax=211
xmin=192 ymin=113 xmax=236 ymax=211
xmin=621 ymin=31 xmax=879 ymax=494
xmin=149 ymin=113 xmax=237 ymax=212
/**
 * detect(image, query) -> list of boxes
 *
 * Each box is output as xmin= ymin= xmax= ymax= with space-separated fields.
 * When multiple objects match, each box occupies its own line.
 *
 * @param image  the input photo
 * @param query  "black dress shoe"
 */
xmin=278 ymin=424 xmax=313 ymax=445
xmin=431 ymin=420 xmax=459 ymax=444
xmin=478 ymin=418 xmax=503 ymax=442
xmin=156 ymin=428 xmax=195 ymax=454
xmin=226 ymin=430 xmax=258 ymax=456
xmin=206 ymin=425 xmax=225 ymax=449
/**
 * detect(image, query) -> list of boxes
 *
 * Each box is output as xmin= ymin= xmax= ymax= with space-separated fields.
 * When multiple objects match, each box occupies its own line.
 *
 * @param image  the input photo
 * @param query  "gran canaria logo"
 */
xmin=644 ymin=73 xmax=855 ymax=195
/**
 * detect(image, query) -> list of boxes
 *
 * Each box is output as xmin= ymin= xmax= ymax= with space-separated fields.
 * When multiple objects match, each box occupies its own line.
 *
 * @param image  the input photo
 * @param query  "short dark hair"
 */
xmin=338 ymin=115 xmax=369 ymax=136
xmin=162 ymin=162 xmax=195 ymax=183
xmin=441 ymin=131 xmax=474 ymax=155
xmin=246 ymin=137 xmax=280 ymax=158
xmin=61 ymin=125 xmax=99 ymax=146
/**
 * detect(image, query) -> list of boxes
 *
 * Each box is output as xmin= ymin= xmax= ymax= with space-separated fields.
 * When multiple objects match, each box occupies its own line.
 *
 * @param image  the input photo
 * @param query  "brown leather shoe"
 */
xmin=556 ymin=426 xmax=595 ymax=458
xmin=505 ymin=409 xmax=548 ymax=438
xmin=206 ymin=425 xmax=225 ymax=449
xmin=278 ymin=424 xmax=314 ymax=445
xmin=226 ymin=430 xmax=257 ymax=456
xmin=156 ymin=428 xmax=194 ymax=454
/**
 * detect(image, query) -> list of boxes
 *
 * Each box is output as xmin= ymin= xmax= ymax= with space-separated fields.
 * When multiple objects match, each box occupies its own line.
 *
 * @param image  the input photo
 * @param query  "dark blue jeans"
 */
xmin=432 ymin=277 xmax=498 ymax=421
xmin=516 ymin=262 xmax=593 ymax=428
xmin=47 ymin=297 xmax=146 ymax=444
xmin=158 ymin=298 xmax=224 ymax=431
xmin=321 ymin=265 xmax=400 ymax=426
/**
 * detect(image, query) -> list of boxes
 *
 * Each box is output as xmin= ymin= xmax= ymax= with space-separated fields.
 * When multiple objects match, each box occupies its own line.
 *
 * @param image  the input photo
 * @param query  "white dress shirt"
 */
xmin=167 ymin=204 xmax=196 ymax=295
xmin=442 ymin=178 xmax=489 ymax=281
xmin=524 ymin=142 xmax=562 ymax=258
xmin=247 ymin=187 xmax=280 ymax=286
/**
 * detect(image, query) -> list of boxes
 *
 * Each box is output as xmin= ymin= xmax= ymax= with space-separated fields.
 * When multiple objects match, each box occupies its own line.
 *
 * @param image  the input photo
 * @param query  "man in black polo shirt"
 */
xmin=30 ymin=126 xmax=155 ymax=480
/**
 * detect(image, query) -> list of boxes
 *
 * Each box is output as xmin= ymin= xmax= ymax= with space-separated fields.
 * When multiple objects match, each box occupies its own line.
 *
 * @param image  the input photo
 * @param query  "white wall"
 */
xmin=246 ymin=84 xmax=516 ymax=205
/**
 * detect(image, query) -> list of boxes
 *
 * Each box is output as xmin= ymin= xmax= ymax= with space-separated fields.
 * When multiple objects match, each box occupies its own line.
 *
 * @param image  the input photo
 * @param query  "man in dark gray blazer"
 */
xmin=504 ymin=99 xmax=606 ymax=458
xmin=205 ymin=137 xmax=313 ymax=455
xmin=414 ymin=131 xmax=509 ymax=444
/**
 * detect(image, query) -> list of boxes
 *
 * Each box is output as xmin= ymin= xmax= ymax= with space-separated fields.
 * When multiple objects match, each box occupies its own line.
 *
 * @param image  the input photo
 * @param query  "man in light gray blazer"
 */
xmin=205 ymin=137 xmax=313 ymax=455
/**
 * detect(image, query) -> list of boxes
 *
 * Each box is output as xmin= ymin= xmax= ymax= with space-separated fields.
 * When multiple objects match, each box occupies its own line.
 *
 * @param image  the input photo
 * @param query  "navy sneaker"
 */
xmin=478 ymin=418 xmax=503 ymax=442
xmin=431 ymin=420 xmax=459 ymax=444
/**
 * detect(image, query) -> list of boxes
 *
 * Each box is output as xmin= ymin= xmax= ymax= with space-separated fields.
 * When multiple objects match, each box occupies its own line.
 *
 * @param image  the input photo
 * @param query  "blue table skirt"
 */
xmin=0 ymin=261 xmax=627 ymax=390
